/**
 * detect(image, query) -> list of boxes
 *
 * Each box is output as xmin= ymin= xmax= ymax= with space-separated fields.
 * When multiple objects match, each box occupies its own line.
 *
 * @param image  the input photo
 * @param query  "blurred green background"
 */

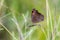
xmin=0 ymin=0 xmax=60 ymax=40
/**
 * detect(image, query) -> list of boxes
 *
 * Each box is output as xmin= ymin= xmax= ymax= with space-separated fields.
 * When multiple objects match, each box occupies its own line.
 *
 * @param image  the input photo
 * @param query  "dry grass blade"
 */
xmin=0 ymin=22 xmax=18 ymax=40
xmin=11 ymin=14 xmax=24 ymax=40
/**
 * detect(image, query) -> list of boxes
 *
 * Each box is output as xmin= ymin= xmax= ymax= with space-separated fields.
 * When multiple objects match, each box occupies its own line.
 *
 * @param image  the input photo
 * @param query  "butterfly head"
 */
xmin=32 ymin=8 xmax=38 ymax=15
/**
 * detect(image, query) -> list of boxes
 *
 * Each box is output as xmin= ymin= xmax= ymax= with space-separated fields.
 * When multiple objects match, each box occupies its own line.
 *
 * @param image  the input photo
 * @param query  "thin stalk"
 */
xmin=46 ymin=0 xmax=50 ymax=40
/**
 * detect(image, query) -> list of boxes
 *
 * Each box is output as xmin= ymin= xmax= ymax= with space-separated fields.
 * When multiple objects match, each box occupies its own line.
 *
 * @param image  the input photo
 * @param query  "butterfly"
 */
xmin=28 ymin=8 xmax=44 ymax=27
xmin=31 ymin=8 xmax=44 ymax=23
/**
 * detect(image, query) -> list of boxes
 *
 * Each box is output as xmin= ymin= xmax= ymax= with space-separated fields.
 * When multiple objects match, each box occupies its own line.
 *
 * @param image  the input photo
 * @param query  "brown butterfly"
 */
xmin=29 ymin=8 xmax=44 ymax=27
xmin=31 ymin=8 xmax=44 ymax=23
